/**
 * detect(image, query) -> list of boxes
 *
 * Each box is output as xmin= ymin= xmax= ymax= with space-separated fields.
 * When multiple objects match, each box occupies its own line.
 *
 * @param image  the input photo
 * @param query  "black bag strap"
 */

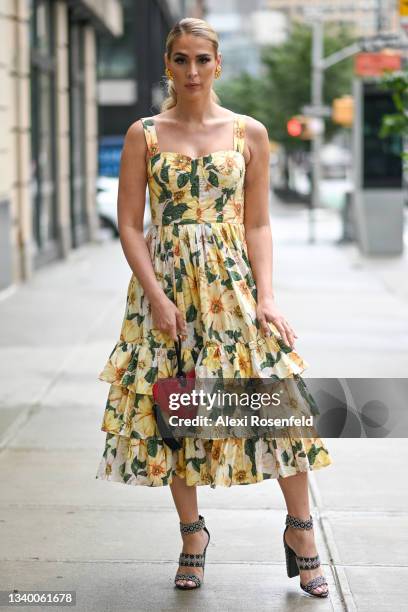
xmin=152 ymin=403 xmax=182 ymax=450
xmin=175 ymin=334 xmax=185 ymax=377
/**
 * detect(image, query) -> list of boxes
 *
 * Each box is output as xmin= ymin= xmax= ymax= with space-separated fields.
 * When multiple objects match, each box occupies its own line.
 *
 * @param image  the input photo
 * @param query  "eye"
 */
xmin=173 ymin=57 xmax=211 ymax=64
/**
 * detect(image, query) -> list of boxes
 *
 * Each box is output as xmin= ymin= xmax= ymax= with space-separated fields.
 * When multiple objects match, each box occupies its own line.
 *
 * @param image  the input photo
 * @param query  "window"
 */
xmin=30 ymin=0 xmax=58 ymax=260
xmin=97 ymin=0 xmax=135 ymax=80
xmin=69 ymin=15 xmax=88 ymax=247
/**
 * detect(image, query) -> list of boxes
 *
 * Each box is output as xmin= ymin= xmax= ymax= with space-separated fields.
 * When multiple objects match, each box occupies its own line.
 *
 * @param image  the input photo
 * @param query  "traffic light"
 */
xmin=332 ymin=95 xmax=354 ymax=127
xmin=286 ymin=115 xmax=313 ymax=140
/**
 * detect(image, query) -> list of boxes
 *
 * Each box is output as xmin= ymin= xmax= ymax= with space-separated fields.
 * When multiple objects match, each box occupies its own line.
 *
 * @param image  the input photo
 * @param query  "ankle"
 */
xmin=286 ymin=512 xmax=313 ymax=525
xmin=181 ymin=528 xmax=205 ymax=542
xmin=287 ymin=526 xmax=314 ymax=541
xmin=179 ymin=514 xmax=200 ymax=525
xmin=179 ymin=514 xmax=205 ymax=533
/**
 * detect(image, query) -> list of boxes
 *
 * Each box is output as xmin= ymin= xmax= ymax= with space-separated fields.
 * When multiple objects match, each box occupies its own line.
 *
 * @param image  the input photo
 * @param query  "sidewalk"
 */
xmin=0 ymin=200 xmax=407 ymax=611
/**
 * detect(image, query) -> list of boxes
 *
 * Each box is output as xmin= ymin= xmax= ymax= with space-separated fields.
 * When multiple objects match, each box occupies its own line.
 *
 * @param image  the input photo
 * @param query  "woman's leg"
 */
xmin=277 ymin=471 xmax=328 ymax=595
xmin=170 ymin=474 xmax=209 ymax=587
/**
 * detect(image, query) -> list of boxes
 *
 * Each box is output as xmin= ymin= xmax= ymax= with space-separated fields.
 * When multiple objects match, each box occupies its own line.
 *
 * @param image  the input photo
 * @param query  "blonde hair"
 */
xmin=161 ymin=17 xmax=221 ymax=112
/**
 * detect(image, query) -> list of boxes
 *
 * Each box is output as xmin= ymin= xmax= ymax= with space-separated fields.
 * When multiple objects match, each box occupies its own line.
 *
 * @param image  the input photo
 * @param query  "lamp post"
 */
xmin=310 ymin=19 xmax=323 ymax=244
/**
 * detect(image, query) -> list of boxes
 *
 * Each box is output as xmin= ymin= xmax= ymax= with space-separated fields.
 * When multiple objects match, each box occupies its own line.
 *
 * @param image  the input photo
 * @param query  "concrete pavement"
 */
xmin=0 ymin=198 xmax=407 ymax=611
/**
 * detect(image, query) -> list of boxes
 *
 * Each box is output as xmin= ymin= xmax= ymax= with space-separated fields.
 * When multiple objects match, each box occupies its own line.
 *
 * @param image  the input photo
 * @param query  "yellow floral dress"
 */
xmin=95 ymin=113 xmax=333 ymax=488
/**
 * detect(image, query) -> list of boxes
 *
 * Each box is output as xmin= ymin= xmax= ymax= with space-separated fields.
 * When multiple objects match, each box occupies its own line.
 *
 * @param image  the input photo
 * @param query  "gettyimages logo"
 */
xmin=153 ymin=377 xmax=408 ymax=439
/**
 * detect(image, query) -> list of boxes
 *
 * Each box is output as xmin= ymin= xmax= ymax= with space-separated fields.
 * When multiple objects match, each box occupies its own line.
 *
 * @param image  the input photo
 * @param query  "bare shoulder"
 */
xmin=120 ymin=118 xmax=150 ymax=164
xmin=124 ymin=118 xmax=146 ymax=149
xmin=240 ymin=115 xmax=269 ymax=163
xmin=241 ymin=114 xmax=268 ymax=141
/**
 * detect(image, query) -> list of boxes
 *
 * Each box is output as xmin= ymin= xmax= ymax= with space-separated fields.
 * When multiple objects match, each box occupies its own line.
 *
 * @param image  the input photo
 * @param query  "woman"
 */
xmin=96 ymin=17 xmax=333 ymax=598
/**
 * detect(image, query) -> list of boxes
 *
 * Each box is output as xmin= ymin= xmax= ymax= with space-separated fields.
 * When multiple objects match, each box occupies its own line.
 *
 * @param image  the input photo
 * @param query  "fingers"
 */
xmin=175 ymin=310 xmax=187 ymax=339
xmin=168 ymin=322 xmax=177 ymax=341
xmin=280 ymin=320 xmax=295 ymax=348
xmin=258 ymin=314 xmax=272 ymax=337
xmin=259 ymin=311 xmax=298 ymax=349
xmin=154 ymin=307 xmax=187 ymax=342
xmin=276 ymin=319 xmax=298 ymax=348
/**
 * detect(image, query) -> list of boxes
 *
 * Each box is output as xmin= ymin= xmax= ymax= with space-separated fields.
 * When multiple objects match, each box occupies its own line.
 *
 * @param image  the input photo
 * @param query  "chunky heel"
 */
xmin=283 ymin=526 xmax=300 ymax=578
xmin=174 ymin=514 xmax=210 ymax=590
xmin=282 ymin=513 xmax=329 ymax=598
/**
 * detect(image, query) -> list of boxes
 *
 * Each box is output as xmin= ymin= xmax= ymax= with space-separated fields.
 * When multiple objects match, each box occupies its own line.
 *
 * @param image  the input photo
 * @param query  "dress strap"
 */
xmin=233 ymin=113 xmax=245 ymax=154
xmin=140 ymin=117 xmax=160 ymax=157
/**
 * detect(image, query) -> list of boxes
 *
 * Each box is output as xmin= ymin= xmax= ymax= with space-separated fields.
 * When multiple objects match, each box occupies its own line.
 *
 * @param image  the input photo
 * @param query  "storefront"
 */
xmin=0 ymin=0 xmax=123 ymax=290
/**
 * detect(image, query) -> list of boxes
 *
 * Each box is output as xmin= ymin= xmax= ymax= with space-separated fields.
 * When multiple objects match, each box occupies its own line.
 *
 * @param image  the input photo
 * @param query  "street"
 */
xmin=0 ymin=195 xmax=407 ymax=611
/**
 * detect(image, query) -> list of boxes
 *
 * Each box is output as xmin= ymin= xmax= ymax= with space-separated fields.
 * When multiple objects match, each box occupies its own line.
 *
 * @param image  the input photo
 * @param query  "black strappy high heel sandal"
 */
xmin=283 ymin=513 xmax=329 ymax=598
xmin=174 ymin=514 xmax=211 ymax=589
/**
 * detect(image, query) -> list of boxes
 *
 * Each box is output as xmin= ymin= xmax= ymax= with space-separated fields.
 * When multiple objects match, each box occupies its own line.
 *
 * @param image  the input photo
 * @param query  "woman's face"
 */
xmin=165 ymin=34 xmax=220 ymax=95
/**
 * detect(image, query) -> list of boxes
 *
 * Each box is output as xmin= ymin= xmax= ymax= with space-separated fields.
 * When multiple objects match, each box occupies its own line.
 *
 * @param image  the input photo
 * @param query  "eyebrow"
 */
xmin=172 ymin=52 xmax=212 ymax=57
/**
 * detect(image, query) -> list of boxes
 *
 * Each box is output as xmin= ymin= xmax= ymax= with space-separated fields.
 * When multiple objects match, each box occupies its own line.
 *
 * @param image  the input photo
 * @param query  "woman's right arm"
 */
xmin=116 ymin=120 xmax=186 ymax=341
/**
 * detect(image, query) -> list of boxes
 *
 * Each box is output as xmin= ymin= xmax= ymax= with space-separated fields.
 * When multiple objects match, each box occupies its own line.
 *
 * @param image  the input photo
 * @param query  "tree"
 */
xmin=214 ymin=71 xmax=262 ymax=119
xmin=216 ymin=21 xmax=355 ymax=150
xmin=379 ymin=70 xmax=408 ymax=171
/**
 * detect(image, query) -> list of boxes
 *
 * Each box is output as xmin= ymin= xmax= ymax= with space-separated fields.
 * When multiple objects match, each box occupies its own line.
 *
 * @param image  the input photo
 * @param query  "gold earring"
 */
xmin=165 ymin=67 xmax=173 ymax=80
xmin=215 ymin=66 xmax=221 ymax=79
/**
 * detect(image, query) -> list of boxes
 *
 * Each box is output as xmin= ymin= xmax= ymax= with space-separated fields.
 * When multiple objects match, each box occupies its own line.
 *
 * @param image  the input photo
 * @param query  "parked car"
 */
xmin=96 ymin=176 xmax=151 ymax=238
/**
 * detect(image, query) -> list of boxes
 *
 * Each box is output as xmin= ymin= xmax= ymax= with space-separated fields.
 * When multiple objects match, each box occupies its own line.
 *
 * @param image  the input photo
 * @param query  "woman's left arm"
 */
xmin=243 ymin=117 xmax=298 ymax=349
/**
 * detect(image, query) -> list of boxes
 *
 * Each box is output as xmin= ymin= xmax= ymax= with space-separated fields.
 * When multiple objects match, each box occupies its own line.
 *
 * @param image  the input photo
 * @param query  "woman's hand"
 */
xmin=256 ymin=296 xmax=298 ymax=349
xmin=150 ymin=293 xmax=187 ymax=341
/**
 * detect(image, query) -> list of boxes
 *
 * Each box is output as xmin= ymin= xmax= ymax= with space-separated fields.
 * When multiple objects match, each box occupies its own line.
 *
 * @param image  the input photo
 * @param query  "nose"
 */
xmin=187 ymin=62 xmax=199 ymax=78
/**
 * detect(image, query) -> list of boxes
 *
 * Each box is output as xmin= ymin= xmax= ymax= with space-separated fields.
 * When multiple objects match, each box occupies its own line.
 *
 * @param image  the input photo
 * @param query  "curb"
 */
xmin=309 ymin=471 xmax=357 ymax=612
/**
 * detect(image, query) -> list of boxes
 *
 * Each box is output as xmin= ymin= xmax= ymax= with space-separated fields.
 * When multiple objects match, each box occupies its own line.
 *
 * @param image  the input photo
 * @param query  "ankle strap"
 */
xmin=285 ymin=513 xmax=313 ymax=530
xmin=180 ymin=514 xmax=205 ymax=534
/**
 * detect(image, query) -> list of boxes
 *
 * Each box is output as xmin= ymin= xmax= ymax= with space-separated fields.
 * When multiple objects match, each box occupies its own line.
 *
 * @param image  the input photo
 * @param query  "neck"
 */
xmin=171 ymin=96 xmax=219 ymax=125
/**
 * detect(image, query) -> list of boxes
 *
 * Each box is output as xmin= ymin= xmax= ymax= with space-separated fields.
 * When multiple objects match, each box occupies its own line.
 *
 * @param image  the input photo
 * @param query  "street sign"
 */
xmin=301 ymin=104 xmax=331 ymax=117
xmin=359 ymin=33 xmax=408 ymax=51
xmin=354 ymin=52 xmax=402 ymax=76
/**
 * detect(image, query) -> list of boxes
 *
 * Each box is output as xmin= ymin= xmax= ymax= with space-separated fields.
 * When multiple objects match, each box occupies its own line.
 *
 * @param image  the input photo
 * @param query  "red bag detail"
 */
xmin=152 ymin=368 xmax=198 ymax=419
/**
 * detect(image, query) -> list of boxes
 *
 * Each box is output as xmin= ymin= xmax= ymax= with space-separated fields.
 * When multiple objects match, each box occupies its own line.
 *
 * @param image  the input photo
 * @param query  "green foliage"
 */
xmin=215 ymin=71 xmax=263 ymax=119
xmin=379 ymin=71 xmax=408 ymax=168
xmin=215 ymin=22 xmax=355 ymax=149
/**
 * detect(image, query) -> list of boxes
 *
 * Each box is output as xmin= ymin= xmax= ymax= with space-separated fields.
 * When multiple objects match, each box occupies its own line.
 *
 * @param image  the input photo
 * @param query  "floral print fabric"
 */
xmin=95 ymin=113 xmax=333 ymax=488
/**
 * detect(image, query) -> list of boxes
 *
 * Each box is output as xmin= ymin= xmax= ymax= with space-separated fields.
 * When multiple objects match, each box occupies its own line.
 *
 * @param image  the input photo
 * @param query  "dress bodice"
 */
xmin=140 ymin=114 xmax=246 ymax=226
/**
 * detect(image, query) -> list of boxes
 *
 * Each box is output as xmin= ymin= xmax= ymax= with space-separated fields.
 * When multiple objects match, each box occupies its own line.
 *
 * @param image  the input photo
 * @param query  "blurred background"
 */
xmin=1 ymin=3 xmax=408 ymax=610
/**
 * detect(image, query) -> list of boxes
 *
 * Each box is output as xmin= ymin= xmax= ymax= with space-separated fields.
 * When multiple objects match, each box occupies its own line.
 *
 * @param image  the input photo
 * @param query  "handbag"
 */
xmin=152 ymin=334 xmax=197 ymax=450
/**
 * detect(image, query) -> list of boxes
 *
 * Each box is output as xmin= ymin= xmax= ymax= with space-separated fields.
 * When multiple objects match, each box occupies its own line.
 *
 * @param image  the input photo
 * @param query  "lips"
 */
xmin=186 ymin=83 xmax=200 ymax=88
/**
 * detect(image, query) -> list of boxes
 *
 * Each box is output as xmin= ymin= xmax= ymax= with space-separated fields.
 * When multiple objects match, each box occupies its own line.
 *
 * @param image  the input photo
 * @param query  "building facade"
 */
xmin=97 ymin=0 xmax=207 ymax=139
xmin=0 ymin=0 xmax=123 ymax=291
xmin=205 ymin=0 xmax=273 ymax=80
xmin=266 ymin=0 xmax=399 ymax=36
